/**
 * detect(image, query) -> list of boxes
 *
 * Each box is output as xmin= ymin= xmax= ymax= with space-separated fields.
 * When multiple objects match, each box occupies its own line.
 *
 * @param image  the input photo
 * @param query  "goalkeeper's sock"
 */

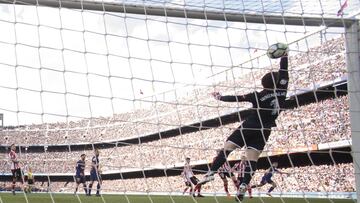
xmin=210 ymin=149 xmax=232 ymax=172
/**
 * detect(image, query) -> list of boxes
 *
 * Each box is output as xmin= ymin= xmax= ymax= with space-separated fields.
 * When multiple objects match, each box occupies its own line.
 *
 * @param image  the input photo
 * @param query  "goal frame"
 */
xmin=0 ymin=0 xmax=359 ymax=199
xmin=0 ymin=0 xmax=357 ymax=27
xmin=345 ymin=21 xmax=360 ymax=201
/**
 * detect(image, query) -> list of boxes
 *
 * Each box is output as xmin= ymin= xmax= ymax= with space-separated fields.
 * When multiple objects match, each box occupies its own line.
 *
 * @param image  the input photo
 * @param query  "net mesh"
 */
xmin=0 ymin=0 xmax=359 ymax=202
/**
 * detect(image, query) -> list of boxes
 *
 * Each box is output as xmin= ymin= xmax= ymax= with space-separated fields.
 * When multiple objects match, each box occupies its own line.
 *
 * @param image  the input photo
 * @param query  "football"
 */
xmin=267 ymin=43 xmax=289 ymax=59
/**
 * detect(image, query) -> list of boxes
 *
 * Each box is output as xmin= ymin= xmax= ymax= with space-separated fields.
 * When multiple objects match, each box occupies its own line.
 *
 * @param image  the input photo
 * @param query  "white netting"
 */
xmin=0 ymin=0 xmax=359 ymax=202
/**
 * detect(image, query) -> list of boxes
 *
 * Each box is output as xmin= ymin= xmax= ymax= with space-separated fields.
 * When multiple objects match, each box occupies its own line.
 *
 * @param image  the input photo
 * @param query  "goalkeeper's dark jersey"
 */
xmin=219 ymin=57 xmax=289 ymax=128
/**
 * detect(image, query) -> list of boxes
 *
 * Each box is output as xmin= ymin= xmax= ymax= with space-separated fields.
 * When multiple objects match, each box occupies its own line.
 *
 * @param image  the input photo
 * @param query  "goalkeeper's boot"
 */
xmin=235 ymin=183 xmax=247 ymax=202
xmin=197 ymin=172 xmax=215 ymax=185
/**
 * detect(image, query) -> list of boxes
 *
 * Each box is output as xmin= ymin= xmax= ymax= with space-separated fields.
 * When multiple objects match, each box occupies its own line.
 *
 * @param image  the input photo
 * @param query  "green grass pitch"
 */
xmin=0 ymin=193 xmax=355 ymax=203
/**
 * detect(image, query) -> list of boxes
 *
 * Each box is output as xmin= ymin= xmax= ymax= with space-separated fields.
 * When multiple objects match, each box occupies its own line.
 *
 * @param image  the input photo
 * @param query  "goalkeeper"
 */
xmin=199 ymin=52 xmax=289 ymax=201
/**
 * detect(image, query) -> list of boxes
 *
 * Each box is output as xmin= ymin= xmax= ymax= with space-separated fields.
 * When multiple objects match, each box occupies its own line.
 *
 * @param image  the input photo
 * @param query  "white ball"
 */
xmin=267 ymin=43 xmax=288 ymax=59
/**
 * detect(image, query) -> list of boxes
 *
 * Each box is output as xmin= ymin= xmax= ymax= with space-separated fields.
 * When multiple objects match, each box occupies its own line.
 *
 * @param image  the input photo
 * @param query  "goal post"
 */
xmin=345 ymin=20 xmax=360 ymax=201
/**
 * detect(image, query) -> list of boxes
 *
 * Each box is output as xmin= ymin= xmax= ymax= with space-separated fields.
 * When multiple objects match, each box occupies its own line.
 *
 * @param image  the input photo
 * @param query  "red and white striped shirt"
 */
xmin=8 ymin=150 xmax=20 ymax=170
xmin=233 ymin=160 xmax=246 ymax=178
xmin=218 ymin=162 xmax=232 ymax=173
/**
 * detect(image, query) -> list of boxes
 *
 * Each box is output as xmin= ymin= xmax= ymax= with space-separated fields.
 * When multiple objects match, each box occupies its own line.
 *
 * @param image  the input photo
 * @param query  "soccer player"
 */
xmin=180 ymin=171 xmax=192 ymax=195
xmin=88 ymin=149 xmax=102 ymax=196
xmin=183 ymin=157 xmax=204 ymax=197
xmin=199 ymin=54 xmax=289 ymax=201
xmin=26 ymin=167 xmax=35 ymax=193
xmin=251 ymin=162 xmax=287 ymax=196
xmin=74 ymin=154 xmax=87 ymax=195
xmin=216 ymin=158 xmax=238 ymax=197
xmin=9 ymin=144 xmax=24 ymax=195
xmin=233 ymin=156 xmax=252 ymax=198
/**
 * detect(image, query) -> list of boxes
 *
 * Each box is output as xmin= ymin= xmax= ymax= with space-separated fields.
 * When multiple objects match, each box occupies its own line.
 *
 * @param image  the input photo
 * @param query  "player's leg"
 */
xmin=96 ymin=175 xmax=102 ymax=196
xmin=182 ymin=186 xmax=188 ymax=194
xmin=183 ymin=182 xmax=190 ymax=194
xmin=28 ymin=180 xmax=33 ymax=193
xmin=251 ymin=179 xmax=266 ymax=188
xmin=190 ymin=177 xmax=196 ymax=197
xmin=267 ymin=180 xmax=277 ymax=196
xmin=210 ymin=134 xmax=240 ymax=173
xmin=199 ymin=129 xmax=242 ymax=184
xmin=230 ymin=173 xmax=238 ymax=189
xmin=247 ymin=184 xmax=253 ymax=198
xmin=16 ymin=168 xmax=26 ymax=191
xmin=23 ymin=175 xmax=28 ymax=193
xmin=83 ymin=183 xmax=88 ymax=194
xmin=88 ymin=180 xmax=94 ymax=196
xmin=220 ymin=175 xmax=230 ymax=197
xmin=236 ymin=148 xmax=261 ymax=201
xmin=74 ymin=180 xmax=80 ymax=195
xmin=236 ymin=126 xmax=272 ymax=202
xmin=11 ymin=170 xmax=16 ymax=195
xmin=239 ymin=127 xmax=271 ymax=188
xmin=182 ymin=183 xmax=187 ymax=194
xmin=88 ymin=171 xmax=96 ymax=196
xmin=82 ymin=178 xmax=87 ymax=195
xmin=191 ymin=177 xmax=203 ymax=197
xmin=189 ymin=184 xmax=194 ymax=196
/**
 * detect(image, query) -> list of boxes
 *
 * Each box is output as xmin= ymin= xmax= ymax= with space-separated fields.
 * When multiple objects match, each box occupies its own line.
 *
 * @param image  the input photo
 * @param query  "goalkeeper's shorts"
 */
xmin=227 ymin=121 xmax=272 ymax=151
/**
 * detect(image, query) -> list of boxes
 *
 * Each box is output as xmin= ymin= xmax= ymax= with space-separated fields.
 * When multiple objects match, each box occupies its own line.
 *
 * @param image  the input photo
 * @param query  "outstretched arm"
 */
xmin=277 ymin=56 xmax=289 ymax=90
xmin=212 ymin=92 xmax=254 ymax=103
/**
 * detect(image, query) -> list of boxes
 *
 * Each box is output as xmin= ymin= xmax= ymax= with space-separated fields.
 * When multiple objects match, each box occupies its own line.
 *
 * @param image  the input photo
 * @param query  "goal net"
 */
xmin=0 ymin=0 xmax=359 ymax=202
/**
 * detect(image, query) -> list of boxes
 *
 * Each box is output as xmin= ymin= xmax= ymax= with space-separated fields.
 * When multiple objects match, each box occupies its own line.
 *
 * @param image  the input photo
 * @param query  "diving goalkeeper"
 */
xmin=199 ymin=52 xmax=289 ymax=201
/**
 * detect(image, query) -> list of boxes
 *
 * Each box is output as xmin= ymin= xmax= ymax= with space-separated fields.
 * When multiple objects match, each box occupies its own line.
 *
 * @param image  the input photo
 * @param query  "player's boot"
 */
xmin=197 ymin=172 xmax=215 ymax=185
xmin=197 ymin=194 xmax=204 ymax=198
xmin=12 ymin=190 xmax=15 ymax=195
xmin=235 ymin=183 xmax=247 ymax=202
xmin=266 ymin=192 xmax=272 ymax=197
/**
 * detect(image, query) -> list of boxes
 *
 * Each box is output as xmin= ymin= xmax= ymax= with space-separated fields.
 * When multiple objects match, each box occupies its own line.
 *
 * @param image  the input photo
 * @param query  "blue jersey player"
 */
xmin=251 ymin=162 xmax=288 ymax=196
xmin=74 ymin=154 xmax=87 ymax=195
xmin=88 ymin=149 xmax=102 ymax=196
